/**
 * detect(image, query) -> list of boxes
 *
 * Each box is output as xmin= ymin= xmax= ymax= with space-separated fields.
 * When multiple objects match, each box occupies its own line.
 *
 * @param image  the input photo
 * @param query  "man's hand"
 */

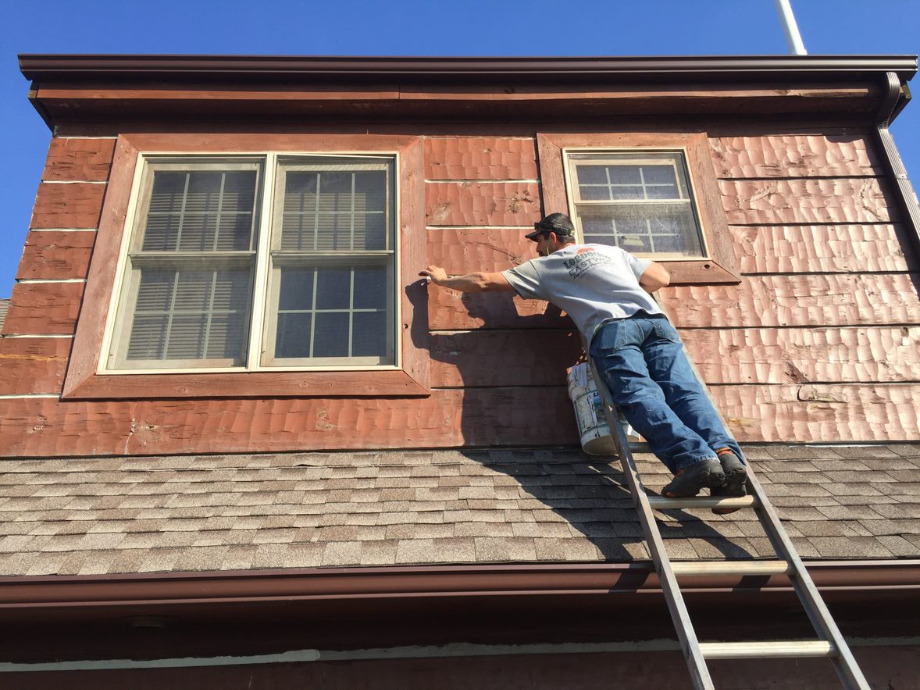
xmin=419 ymin=265 xmax=448 ymax=285
xmin=419 ymin=265 xmax=515 ymax=293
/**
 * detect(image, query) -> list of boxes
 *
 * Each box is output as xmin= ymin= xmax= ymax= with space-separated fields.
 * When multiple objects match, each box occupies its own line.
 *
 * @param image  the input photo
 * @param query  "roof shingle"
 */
xmin=0 ymin=444 xmax=918 ymax=577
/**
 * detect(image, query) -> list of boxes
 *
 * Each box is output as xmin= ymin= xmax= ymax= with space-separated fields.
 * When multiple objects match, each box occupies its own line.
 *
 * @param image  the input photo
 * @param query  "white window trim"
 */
xmin=98 ymin=151 xmax=402 ymax=376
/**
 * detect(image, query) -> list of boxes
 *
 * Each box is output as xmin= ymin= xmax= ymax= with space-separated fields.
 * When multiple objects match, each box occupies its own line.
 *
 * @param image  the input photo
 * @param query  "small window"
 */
xmin=565 ymin=150 xmax=707 ymax=259
xmin=106 ymin=154 xmax=398 ymax=372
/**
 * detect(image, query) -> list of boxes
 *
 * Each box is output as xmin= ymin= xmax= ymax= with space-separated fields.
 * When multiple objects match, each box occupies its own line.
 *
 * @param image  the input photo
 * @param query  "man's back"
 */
xmin=501 ymin=243 xmax=662 ymax=342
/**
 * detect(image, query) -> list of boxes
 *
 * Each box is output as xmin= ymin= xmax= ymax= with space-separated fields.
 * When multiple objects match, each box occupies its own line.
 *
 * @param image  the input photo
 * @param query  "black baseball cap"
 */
xmin=525 ymin=213 xmax=576 ymax=241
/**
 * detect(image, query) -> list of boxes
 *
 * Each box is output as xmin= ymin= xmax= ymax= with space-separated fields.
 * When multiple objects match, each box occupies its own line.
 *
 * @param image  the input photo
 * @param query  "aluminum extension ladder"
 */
xmin=587 ymin=359 xmax=871 ymax=690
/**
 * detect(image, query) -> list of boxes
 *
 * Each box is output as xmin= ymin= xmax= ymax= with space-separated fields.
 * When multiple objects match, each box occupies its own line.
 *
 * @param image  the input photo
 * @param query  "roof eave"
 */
xmin=18 ymin=54 xmax=919 ymax=84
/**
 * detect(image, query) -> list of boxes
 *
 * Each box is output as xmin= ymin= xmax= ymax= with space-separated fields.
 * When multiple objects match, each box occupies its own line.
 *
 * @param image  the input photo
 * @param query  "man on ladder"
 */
xmin=421 ymin=212 xmax=747 ymax=506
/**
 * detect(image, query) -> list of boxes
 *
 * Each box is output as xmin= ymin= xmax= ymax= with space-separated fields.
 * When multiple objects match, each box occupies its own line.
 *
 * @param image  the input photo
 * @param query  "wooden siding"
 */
xmin=0 ymin=389 xmax=576 ymax=456
xmin=16 ymin=230 xmax=96 ymax=281
xmin=0 ymin=336 xmax=71 ymax=396
xmin=729 ymin=225 xmax=911 ymax=274
xmin=719 ymin=178 xmax=895 ymax=225
xmin=1 ymin=282 xmax=84 ymax=336
xmin=678 ymin=131 xmax=920 ymax=444
xmin=708 ymin=134 xmax=884 ymax=178
xmin=29 ymin=182 xmax=106 ymax=229
xmin=1 ymin=128 xmax=918 ymax=457
xmin=41 ymin=137 xmax=116 ymax=182
xmin=424 ymin=137 xmax=538 ymax=180
xmin=426 ymin=181 xmax=540 ymax=227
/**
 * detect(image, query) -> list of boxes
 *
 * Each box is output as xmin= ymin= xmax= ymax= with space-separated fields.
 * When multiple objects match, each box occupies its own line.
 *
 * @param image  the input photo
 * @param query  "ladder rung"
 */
xmin=671 ymin=560 xmax=791 ymax=577
xmin=700 ymin=640 xmax=835 ymax=660
xmin=646 ymin=495 xmax=757 ymax=511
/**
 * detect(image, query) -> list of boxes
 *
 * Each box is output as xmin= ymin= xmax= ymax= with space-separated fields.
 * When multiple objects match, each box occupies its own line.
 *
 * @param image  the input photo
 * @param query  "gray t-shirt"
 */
xmin=502 ymin=243 xmax=662 ymax=343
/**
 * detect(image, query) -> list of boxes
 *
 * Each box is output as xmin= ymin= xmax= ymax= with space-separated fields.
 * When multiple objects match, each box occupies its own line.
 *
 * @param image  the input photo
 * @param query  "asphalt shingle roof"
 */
xmin=1 ymin=444 xmax=918 ymax=577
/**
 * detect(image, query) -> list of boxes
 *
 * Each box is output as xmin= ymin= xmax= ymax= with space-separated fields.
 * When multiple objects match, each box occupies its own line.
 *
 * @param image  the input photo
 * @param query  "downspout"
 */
xmin=874 ymin=71 xmax=920 ymax=259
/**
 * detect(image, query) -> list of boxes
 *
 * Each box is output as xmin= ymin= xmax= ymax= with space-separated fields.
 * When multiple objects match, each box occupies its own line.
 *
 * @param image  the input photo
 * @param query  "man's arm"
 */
xmin=420 ymin=265 xmax=516 ymax=293
xmin=639 ymin=262 xmax=670 ymax=293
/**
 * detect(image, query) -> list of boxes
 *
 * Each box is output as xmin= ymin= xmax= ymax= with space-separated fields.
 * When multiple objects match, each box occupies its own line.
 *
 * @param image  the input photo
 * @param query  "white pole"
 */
xmin=774 ymin=0 xmax=808 ymax=55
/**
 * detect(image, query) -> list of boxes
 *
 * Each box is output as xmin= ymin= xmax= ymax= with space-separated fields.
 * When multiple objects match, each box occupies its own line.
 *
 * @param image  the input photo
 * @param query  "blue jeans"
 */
xmin=589 ymin=314 xmax=743 ymax=473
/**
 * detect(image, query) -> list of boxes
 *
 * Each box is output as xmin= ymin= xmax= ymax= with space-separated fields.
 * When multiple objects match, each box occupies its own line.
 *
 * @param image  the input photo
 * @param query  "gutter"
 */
xmin=1 ymin=560 xmax=918 ymax=613
xmin=18 ymin=54 xmax=918 ymax=85
xmin=875 ymin=72 xmax=920 ymax=259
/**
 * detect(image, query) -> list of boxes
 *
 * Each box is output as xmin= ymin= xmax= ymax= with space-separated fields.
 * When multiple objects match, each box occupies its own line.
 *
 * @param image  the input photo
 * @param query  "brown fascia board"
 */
xmin=2 ymin=560 xmax=918 ymax=615
xmin=17 ymin=54 xmax=919 ymax=85
xmin=19 ymin=54 xmax=917 ymax=131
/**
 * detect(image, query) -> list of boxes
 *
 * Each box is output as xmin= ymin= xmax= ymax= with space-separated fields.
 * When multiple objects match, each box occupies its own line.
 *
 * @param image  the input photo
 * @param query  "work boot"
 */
xmin=711 ymin=451 xmax=747 ymax=515
xmin=662 ymin=458 xmax=725 ymax=498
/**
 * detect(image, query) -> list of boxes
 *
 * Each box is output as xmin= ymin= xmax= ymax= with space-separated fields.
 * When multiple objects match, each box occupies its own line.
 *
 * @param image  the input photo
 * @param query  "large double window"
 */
xmin=106 ymin=154 xmax=397 ymax=372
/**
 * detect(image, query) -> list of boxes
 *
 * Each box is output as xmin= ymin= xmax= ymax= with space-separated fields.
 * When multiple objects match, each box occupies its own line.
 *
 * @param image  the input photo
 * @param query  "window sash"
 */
xmin=263 ymin=158 xmax=397 ymax=367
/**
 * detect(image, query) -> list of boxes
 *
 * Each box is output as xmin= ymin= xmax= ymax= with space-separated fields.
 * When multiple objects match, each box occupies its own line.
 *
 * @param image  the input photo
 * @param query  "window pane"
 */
xmin=577 ymin=203 xmax=703 ymax=257
xmin=278 ymin=267 xmax=315 ymax=311
xmin=608 ymin=166 xmax=642 ymax=185
xmin=313 ymin=312 xmax=349 ymax=357
xmin=125 ymin=266 xmax=251 ymax=364
xmin=353 ymin=267 xmax=387 ymax=310
xmin=353 ymin=311 xmax=387 ymax=357
xmin=143 ymin=170 xmax=257 ymax=252
xmin=315 ymin=270 xmax=351 ymax=310
xmin=580 ymin=186 xmax=612 ymax=201
xmin=280 ymin=168 xmax=389 ymax=252
xmin=643 ymin=165 xmax=678 ymax=185
xmin=275 ymin=312 xmax=312 ymax=358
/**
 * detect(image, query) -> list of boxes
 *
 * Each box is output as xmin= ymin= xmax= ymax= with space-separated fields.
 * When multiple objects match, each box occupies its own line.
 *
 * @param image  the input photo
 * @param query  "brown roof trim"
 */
xmin=18 ymin=54 xmax=918 ymax=85
xmin=3 ymin=560 xmax=918 ymax=612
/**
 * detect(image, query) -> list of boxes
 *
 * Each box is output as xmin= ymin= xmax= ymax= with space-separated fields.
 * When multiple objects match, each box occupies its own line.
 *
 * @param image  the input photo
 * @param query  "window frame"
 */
xmin=63 ymin=133 xmax=429 ymax=400
xmin=537 ymin=132 xmax=741 ymax=285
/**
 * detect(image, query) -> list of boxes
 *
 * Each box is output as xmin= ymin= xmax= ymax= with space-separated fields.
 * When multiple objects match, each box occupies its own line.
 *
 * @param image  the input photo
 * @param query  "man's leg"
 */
xmin=641 ymin=318 xmax=747 ymax=509
xmin=590 ymin=318 xmax=725 ymax=497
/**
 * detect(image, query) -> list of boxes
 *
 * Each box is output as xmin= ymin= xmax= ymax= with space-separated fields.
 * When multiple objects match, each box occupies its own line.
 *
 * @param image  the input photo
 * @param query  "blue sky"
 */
xmin=1 ymin=0 xmax=918 ymax=297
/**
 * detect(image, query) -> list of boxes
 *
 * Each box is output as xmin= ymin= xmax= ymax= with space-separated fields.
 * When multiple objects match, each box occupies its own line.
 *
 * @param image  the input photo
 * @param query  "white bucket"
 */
xmin=566 ymin=362 xmax=637 ymax=456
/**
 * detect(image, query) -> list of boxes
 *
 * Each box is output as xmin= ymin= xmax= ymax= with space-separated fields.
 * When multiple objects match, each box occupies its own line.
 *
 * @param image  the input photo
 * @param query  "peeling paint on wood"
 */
xmin=430 ymin=329 xmax=582 ymax=387
xmin=709 ymin=134 xmax=881 ymax=179
xmin=17 ymin=231 xmax=96 ymax=281
xmin=681 ymin=327 xmax=920 ymax=385
xmin=729 ymin=225 xmax=912 ymax=274
xmin=30 ymin=182 xmax=106 ymax=229
xmin=42 ymin=137 xmax=116 ymax=182
xmin=663 ymin=274 xmax=920 ymax=329
xmin=3 ymin=282 xmax=84 ymax=335
xmin=426 ymin=182 xmax=540 ymax=227
xmin=0 ymin=337 xmax=71 ymax=395
xmin=713 ymin=384 xmax=920 ymax=443
xmin=0 ymin=388 xmax=577 ymax=457
xmin=720 ymin=178 xmax=894 ymax=225
xmin=424 ymin=137 xmax=538 ymax=180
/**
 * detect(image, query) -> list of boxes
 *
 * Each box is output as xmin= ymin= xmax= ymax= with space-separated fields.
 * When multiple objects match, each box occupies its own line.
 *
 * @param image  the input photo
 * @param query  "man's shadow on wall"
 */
xmin=406 ymin=280 xmax=753 ymax=563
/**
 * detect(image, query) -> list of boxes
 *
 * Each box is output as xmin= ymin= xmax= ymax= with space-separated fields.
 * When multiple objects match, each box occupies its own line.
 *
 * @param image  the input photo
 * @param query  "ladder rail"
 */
xmin=589 ymin=357 xmax=715 ymax=690
xmin=747 ymin=472 xmax=871 ymax=690
xmin=587 ymin=350 xmax=870 ymax=690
